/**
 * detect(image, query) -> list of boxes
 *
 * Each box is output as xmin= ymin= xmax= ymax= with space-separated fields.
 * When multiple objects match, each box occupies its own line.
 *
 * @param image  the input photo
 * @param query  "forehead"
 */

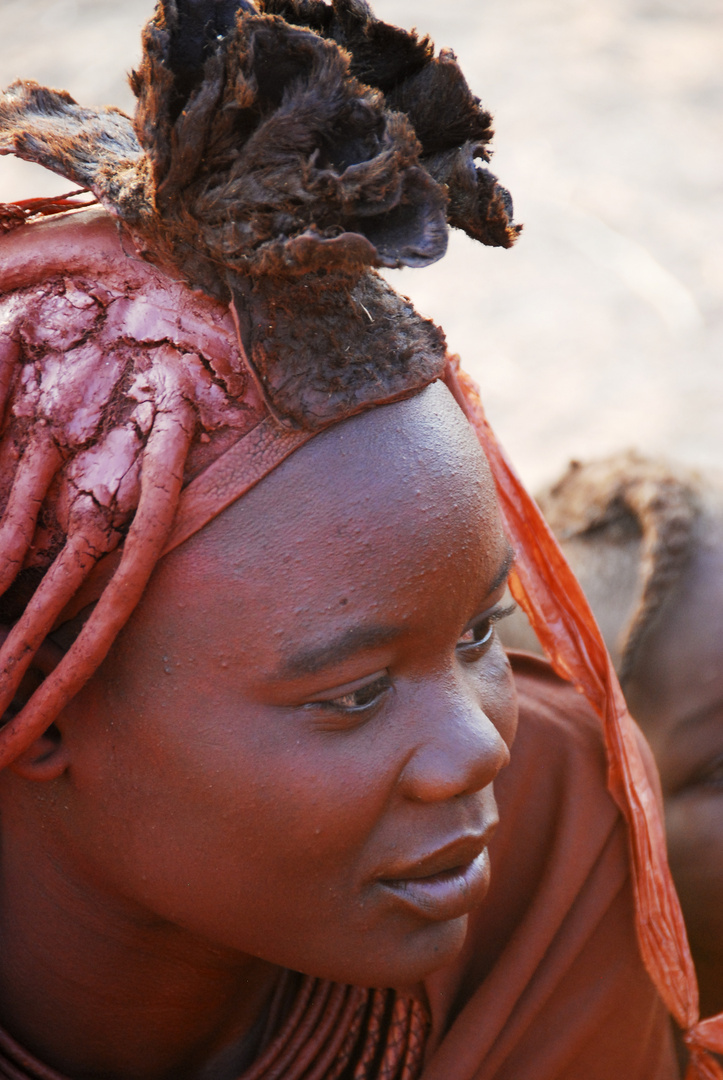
xmin=126 ymin=384 xmax=507 ymax=652
xmin=179 ymin=383 xmax=500 ymax=578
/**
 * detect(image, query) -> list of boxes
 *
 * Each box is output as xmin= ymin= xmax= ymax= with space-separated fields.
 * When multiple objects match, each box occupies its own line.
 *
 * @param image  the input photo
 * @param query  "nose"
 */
xmin=397 ymin=682 xmax=511 ymax=803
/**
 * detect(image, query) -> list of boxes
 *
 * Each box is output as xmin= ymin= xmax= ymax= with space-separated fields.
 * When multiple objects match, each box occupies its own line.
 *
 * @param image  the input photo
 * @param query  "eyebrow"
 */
xmin=279 ymin=544 xmax=516 ymax=680
xmin=279 ymin=624 xmax=402 ymax=679
xmin=489 ymin=543 xmax=515 ymax=596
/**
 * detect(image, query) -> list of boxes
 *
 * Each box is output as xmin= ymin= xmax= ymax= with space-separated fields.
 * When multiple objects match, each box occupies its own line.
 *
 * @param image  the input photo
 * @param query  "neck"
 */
xmin=0 ymin=823 xmax=281 ymax=1080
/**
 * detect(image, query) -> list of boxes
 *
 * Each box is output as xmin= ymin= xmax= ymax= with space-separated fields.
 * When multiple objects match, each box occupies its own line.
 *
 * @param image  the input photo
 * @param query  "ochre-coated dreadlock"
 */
xmin=0 ymin=0 xmax=519 ymax=768
xmin=0 ymin=212 xmax=264 ymax=766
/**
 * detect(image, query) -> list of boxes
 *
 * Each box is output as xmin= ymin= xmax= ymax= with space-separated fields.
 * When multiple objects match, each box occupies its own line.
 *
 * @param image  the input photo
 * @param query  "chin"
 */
xmin=328 ymin=914 xmax=472 ymax=991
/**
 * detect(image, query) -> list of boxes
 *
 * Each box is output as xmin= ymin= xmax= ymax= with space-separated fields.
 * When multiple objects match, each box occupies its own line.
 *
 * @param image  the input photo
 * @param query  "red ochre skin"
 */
xmin=625 ymin=508 xmax=723 ymax=1020
xmin=0 ymin=384 xmax=517 ymax=1080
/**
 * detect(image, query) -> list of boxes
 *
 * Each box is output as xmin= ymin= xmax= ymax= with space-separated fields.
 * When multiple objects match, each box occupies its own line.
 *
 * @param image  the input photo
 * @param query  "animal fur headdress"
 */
xmin=0 ymin=0 xmax=518 ymax=430
xmin=0 ymin=0 xmax=519 ymax=766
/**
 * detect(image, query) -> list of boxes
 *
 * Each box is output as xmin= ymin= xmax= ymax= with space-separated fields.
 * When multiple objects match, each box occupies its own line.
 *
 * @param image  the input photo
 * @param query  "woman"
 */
xmin=0 ymin=1 xmax=717 ymax=1076
xmin=501 ymin=451 xmax=723 ymax=1021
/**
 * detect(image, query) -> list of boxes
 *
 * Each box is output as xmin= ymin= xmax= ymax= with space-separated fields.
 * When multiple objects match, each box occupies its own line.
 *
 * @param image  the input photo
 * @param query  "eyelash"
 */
xmin=306 ymin=675 xmax=392 ymax=724
xmin=456 ymin=603 xmax=517 ymax=661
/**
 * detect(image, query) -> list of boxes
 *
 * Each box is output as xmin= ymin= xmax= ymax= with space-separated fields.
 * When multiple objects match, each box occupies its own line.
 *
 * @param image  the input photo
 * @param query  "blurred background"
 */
xmin=1 ymin=0 xmax=721 ymax=489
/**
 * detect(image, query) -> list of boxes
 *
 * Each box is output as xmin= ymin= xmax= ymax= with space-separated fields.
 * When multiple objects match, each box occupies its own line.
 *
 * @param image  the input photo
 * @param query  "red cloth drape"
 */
xmin=444 ymin=357 xmax=723 ymax=1078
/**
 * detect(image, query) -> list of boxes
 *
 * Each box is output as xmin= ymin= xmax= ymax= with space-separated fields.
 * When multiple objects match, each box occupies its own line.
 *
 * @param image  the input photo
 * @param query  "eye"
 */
xmin=457 ymin=603 xmax=516 ymax=661
xmin=303 ymin=672 xmax=391 ymax=725
xmin=324 ymin=677 xmax=390 ymax=712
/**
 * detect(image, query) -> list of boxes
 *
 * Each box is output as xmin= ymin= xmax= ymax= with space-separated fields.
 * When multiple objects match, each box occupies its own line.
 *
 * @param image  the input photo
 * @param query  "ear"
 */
xmin=8 ymin=722 xmax=70 ymax=782
xmin=0 ymin=629 xmax=72 ymax=782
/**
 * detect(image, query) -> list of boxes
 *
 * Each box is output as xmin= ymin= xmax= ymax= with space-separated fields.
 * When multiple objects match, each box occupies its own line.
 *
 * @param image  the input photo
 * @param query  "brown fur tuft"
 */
xmin=0 ymin=83 xmax=148 ymax=224
xmin=0 ymin=1 xmax=519 ymax=427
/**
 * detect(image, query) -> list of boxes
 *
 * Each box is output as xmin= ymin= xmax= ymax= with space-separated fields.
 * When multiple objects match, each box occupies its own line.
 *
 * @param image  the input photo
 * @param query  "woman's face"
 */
xmin=56 ymin=384 xmax=517 ymax=989
xmin=626 ymin=510 xmax=723 ymax=1016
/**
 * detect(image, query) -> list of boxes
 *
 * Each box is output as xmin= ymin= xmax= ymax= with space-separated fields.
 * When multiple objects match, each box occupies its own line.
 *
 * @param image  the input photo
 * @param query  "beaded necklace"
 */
xmin=0 ymin=974 xmax=429 ymax=1080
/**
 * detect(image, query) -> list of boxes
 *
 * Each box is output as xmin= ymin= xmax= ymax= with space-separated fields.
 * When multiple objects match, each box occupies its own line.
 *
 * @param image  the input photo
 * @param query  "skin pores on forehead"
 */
xmin=0 ymin=383 xmax=516 ymax=1076
xmin=624 ymin=507 xmax=723 ymax=1018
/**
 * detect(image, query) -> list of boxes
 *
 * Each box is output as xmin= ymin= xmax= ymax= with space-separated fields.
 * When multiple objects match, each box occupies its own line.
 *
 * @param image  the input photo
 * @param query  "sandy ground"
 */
xmin=1 ymin=0 xmax=721 ymax=490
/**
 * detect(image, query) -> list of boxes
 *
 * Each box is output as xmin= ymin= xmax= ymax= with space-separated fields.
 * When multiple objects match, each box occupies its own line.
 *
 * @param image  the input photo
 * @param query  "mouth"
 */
xmin=376 ymin=832 xmax=495 ymax=922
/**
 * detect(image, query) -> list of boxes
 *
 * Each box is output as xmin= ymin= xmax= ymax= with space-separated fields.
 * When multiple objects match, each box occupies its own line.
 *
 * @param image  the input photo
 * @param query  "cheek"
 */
xmin=69 ymin=692 xmax=466 ymax=985
xmin=69 ymin=679 xmax=395 ymax=926
xmin=665 ymin=791 xmax=723 ymax=956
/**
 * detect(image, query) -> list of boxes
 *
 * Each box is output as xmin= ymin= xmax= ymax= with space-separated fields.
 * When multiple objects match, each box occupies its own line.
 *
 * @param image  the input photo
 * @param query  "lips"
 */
xmin=376 ymin=830 xmax=497 ymax=922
